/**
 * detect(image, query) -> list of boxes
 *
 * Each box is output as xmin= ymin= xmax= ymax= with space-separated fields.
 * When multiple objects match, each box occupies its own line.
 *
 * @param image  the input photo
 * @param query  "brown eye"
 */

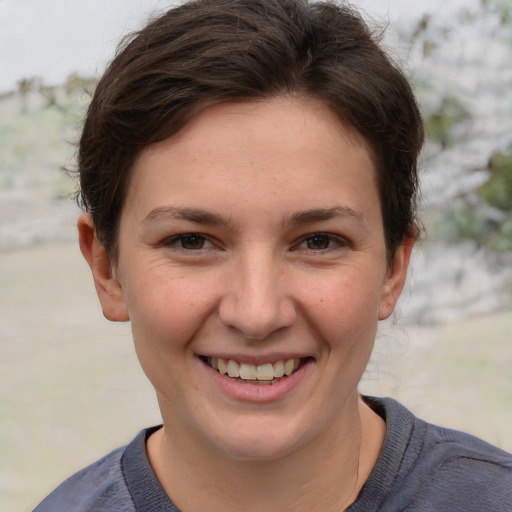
xmin=305 ymin=234 xmax=331 ymax=250
xmin=179 ymin=234 xmax=206 ymax=250
xmin=293 ymin=232 xmax=349 ymax=253
xmin=164 ymin=233 xmax=212 ymax=251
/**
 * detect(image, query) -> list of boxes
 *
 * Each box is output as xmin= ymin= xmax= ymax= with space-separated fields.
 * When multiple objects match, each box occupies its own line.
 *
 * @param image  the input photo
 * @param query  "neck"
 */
xmin=147 ymin=394 xmax=385 ymax=512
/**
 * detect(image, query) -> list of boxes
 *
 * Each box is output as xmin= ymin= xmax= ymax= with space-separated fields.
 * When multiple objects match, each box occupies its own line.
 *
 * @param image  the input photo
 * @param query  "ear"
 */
xmin=378 ymin=237 xmax=414 ymax=320
xmin=78 ymin=213 xmax=129 ymax=322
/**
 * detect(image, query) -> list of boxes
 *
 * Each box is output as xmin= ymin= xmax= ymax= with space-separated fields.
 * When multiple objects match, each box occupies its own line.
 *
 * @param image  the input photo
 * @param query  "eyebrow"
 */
xmin=284 ymin=206 xmax=367 ymax=226
xmin=143 ymin=207 xmax=230 ymax=226
xmin=142 ymin=205 xmax=366 ymax=228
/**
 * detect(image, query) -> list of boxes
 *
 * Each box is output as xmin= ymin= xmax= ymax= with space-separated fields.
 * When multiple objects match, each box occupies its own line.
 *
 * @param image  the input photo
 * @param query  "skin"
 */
xmin=79 ymin=97 xmax=413 ymax=511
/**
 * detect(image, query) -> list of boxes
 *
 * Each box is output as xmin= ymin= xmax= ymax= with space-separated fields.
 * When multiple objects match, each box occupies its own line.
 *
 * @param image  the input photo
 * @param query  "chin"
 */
xmin=205 ymin=415 xmax=311 ymax=462
xmin=218 ymin=436 xmax=298 ymax=462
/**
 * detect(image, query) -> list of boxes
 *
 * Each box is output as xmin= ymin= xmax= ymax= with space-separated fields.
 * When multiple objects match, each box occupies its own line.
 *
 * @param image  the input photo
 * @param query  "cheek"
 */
xmin=304 ymin=269 xmax=383 ymax=347
xmin=123 ymin=271 xmax=215 ymax=351
xmin=124 ymin=278 xmax=209 ymax=401
xmin=310 ymin=266 xmax=384 ymax=314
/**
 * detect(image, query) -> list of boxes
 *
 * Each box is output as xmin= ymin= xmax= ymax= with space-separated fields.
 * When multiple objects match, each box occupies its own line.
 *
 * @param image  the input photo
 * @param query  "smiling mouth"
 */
xmin=200 ymin=356 xmax=310 ymax=385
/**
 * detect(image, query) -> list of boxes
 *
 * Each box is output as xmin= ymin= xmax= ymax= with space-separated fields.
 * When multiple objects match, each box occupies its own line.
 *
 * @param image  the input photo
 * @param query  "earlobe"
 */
xmin=378 ymin=237 xmax=415 ymax=320
xmin=78 ymin=213 xmax=129 ymax=322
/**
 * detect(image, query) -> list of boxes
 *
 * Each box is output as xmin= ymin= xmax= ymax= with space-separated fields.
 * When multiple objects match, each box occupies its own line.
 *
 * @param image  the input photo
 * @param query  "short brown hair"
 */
xmin=78 ymin=0 xmax=424 ymax=260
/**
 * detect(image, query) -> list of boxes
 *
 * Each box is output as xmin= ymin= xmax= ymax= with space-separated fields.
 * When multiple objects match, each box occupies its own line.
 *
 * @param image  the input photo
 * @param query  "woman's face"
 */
xmin=92 ymin=97 xmax=411 ymax=460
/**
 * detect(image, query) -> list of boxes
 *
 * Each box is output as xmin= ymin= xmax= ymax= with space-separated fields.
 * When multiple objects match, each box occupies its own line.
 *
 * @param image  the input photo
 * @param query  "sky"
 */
xmin=0 ymin=0 xmax=177 ymax=92
xmin=0 ymin=0 xmax=479 ymax=93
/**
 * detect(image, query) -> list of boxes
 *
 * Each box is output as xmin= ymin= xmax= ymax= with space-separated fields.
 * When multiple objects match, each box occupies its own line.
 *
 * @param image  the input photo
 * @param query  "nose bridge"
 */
xmin=219 ymin=246 xmax=296 ymax=339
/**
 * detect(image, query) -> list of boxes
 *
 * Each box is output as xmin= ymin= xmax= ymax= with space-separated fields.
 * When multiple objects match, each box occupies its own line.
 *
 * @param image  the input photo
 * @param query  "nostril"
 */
xmin=218 ymin=297 xmax=297 ymax=341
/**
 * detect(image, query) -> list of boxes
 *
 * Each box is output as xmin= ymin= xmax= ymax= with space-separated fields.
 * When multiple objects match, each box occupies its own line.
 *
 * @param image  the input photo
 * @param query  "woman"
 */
xmin=34 ymin=0 xmax=512 ymax=510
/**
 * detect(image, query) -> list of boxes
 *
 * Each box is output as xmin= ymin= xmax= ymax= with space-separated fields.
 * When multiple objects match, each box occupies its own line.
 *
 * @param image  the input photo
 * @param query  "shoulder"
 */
xmin=414 ymin=417 xmax=512 ymax=509
xmin=359 ymin=397 xmax=512 ymax=511
xmin=33 ymin=443 xmax=134 ymax=512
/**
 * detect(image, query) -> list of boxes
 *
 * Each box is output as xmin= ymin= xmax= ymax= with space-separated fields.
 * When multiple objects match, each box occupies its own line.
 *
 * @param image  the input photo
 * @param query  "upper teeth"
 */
xmin=209 ymin=357 xmax=301 ymax=380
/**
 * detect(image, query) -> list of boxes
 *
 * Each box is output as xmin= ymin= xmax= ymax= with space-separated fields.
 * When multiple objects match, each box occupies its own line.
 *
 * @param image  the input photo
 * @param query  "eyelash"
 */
xmin=162 ymin=233 xmax=214 ymax=252
xmin=294 ymin=232 xmax=349 ymax=253
xmin=161 ymin=232 xmax=349 ymax=254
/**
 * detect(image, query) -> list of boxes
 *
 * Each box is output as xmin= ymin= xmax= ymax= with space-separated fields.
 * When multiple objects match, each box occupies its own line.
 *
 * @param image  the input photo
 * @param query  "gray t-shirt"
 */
xmin=33 ymin=397 xmax=512 ymax=511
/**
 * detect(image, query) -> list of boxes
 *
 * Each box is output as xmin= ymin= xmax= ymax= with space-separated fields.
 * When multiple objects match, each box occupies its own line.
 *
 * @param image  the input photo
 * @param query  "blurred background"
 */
xmin=1 ymin=0 xmax=511 ymax=510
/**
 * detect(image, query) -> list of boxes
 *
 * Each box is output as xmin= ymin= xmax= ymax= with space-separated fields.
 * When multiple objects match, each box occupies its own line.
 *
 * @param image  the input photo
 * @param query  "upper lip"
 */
xmin=197 ymin=353 xmax=313 ymax=365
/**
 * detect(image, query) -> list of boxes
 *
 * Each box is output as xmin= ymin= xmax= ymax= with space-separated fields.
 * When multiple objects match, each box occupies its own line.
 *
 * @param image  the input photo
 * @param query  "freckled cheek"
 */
xmin=126 ymin=278 xmax=218 ymax=351
xmin=307 ymin=277 xmax=382 ymax=344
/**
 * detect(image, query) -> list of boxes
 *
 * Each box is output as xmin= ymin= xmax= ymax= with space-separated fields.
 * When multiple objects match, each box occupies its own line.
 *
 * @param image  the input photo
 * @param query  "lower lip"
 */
xmin=199 ymin=359 xmax=313 ymax=402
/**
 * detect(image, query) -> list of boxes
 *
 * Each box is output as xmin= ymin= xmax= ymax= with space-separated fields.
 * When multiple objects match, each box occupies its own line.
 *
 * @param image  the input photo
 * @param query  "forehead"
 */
xmin=125 ymin=97 xmax=379 ymax=224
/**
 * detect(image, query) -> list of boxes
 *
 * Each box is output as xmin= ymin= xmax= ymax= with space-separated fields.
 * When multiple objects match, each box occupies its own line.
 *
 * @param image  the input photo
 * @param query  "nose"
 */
xmin=218 ymin=252 xmax=297 ymax=340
